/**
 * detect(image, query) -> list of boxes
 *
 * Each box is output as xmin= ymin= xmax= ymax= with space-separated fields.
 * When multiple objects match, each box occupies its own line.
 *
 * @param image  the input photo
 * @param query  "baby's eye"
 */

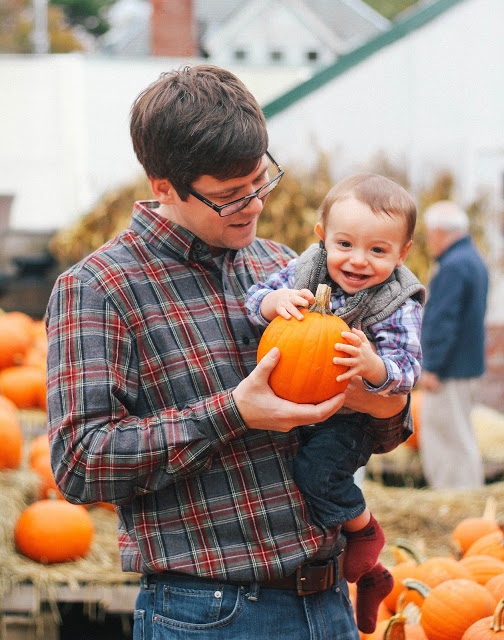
xmin=372 ymin=247 xmax=386 ymax=254
xmin=338 ymin=241 xmax=352 ymax=248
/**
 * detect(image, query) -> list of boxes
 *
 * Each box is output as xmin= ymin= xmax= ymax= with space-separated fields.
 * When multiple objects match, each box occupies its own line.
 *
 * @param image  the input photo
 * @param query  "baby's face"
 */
xmin=316 ymin=196 xmax=412 ymax=295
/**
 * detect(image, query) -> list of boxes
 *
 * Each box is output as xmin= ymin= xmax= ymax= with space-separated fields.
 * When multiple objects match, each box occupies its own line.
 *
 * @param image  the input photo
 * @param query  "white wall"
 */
xmin=265 ymin=0 xmax=504 ymax=322
xmin=267 ymin=0 xmax=504 ymax=207
xmin=0 ymin=54 xmax=309 ymax=232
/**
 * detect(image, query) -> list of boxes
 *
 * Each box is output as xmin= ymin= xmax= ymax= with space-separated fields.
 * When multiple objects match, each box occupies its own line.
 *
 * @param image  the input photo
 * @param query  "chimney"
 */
xmin=150 ymin=0 xmax=197 ymax=57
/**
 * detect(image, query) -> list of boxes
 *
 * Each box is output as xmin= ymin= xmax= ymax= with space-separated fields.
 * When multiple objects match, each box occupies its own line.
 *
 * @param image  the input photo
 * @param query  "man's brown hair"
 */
xmin=130 ymin=65 xmax=268 ymax=200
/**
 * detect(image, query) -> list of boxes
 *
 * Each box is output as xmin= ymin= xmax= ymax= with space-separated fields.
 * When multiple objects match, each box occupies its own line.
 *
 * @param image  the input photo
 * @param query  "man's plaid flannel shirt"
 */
xmin=46 ymin=201 xmax=412 ymax=582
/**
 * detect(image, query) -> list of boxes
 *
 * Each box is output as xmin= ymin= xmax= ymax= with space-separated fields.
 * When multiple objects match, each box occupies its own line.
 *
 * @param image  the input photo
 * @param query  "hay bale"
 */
xmin=0 ymin=468 xmax=139 ymax=603
xmin=365 ymin=478 xmax=504 ymax=566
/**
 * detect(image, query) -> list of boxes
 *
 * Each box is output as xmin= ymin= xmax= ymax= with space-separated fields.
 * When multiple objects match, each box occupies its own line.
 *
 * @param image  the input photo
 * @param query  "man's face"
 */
xmin=167 ymin=155 xmax=272 ymax=254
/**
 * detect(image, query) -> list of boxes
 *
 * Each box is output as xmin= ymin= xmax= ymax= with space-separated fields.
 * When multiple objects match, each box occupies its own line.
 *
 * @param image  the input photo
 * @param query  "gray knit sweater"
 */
xmin=294 ymin=242 xmax=425 ymax=340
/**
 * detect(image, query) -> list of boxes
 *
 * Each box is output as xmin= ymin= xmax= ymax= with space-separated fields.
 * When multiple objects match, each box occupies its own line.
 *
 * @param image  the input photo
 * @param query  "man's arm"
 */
xmin=344 ymin=376 xmax=412 ymax=453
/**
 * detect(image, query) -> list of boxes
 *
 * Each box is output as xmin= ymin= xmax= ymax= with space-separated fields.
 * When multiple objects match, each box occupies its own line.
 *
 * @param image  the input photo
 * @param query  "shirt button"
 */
xmin=243 ymin=336 xmax=250 ymax=345
xmin=194 ymin=241 xmax=203 ymax=251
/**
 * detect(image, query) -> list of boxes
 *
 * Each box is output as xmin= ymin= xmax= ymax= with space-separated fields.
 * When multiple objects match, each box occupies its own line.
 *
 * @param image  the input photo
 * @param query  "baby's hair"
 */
xmin=319 ymin=173 xmax=417 ymax=243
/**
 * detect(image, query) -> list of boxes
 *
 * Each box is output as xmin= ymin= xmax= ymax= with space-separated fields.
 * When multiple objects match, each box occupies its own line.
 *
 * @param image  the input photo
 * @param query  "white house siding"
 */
xmin=265 ymin=0 xmax=504 ymax=323
xmin=266 ymin=0 xmax=504 ymax=209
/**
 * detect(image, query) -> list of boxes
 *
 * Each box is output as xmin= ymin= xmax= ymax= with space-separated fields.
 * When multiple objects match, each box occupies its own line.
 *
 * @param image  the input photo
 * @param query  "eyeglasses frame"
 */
xmin=185 ymin=152 xmax=284 ymax=217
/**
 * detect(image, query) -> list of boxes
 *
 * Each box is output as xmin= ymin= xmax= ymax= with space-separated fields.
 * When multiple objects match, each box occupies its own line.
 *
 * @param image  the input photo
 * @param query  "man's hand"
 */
xmin=232 ymin=347 xmax=345 ymax=431
xmin=260 ymin=288 xmax=314 ymax=322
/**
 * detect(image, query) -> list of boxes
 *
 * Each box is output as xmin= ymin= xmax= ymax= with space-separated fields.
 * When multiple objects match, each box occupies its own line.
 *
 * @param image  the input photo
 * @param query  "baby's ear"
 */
xmin=397 ymin=239 xmax=413 ymax=267
xmin=315 ymin=222 xmax=325 ymax=241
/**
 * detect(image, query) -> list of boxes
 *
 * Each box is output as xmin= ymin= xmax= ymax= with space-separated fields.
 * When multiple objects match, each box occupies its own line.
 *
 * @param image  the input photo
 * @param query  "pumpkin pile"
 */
xmin=0 ymin=309 xmax=98 ymax=565
xmin=0 ymin=310 xmax=47 ymax=411
xmin=358 ymin=516 xmax=504 ymax=640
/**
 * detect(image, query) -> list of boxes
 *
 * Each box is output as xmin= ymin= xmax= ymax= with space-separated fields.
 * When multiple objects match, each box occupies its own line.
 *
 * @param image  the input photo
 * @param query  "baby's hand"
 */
xmin=333 ymin=328 xmax=387 ymax=387
xmin=260 ymin=288 xmax=314 ymax=322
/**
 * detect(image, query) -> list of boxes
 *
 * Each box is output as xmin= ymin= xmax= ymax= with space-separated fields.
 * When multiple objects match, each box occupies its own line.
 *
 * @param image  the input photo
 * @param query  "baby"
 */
xmin=246 ymin=173 xmax=425 ymax=633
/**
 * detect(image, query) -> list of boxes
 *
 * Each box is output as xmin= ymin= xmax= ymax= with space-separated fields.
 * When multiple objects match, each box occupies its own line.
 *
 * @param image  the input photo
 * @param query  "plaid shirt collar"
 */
xmin=131 ymin=200 xmax=232 ymax=266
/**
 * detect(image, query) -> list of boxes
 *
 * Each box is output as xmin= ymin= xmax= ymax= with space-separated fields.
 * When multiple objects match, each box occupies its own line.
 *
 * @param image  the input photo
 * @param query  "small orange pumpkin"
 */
xmin=14 ymin=499 xmax=94 ymax=563
xmin=486 ymin=574 xmax=504 ymax=604
xmin=452 ymin=518 xmax=500 ymax=557
xmin=0 ymin=313 xmax=32 ymax=370
xmin=0 ymin=403 xmax=23 ymax=470
xmin=414 ymin=556 xmax=472 ymax=588
xmin=465 ymin=530 xmax=504 ymax=563
xmin=257 ymin=283 xmax=350 ymax=404
xmin=458 ymin=554 xmax=504 ymax=585
xmin=385 ymin=561 xmax=421 ymax=612
xmin=405 ymin=390 xmax=422 ymax=449
xmin=28 ymin=434 xmax=51 ymax=467
xmin=461 ymin=598 xmax=504 ymax=640
xmin=420 ymin=579 xmax=496 ymax=640
xmin=0 ymin=365 xmax=47 ymax=409
xmin=30 ymin=450 xmax=62 ymax=499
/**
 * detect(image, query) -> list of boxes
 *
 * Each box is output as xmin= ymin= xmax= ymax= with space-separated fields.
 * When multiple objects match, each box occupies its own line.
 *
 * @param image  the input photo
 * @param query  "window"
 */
xmin=306 ymin=51 xmax=318 ymax=62
xmin=234 ymin=49 xmax=247 ymax=60
xmin=270 ymin=50 xmax=283 ymax=62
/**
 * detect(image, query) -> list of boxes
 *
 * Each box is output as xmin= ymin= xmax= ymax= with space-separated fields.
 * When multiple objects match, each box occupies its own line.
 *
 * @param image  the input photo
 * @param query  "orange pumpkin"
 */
xmin=486 ymin=574 xmax=504 ymax=604
xmin=405 ymin=390 xmax=422 ymax=449
xmin=384 ymin=560 xmax=419 ymax=612
xmin=0 ymin=403 xmax=23 ymax=470
xmin=420 ymin=579 xmax=496 ymax=640
xmin=461 ymin=598 xmax=504 ymax=640
xmin=257 ymin=283 xmax=350 ymax=404
xmin=0 ymin=313 xmax=32 ymax=370
xmin=465 ymin=531 xmax=504 ymax=563
xmin=28 ymin=434 xmax=51 ymax=467
xmin=0 ymin=365 xmax=47 ymax=409
xmin=361 ymin=611 xmax=428 ymax=640
xmin=14 ymin=499 xmax=94 ymax=563
xmin=452 ymin=518 xmax=500 ymax=557
xmin=458 ymin=555 xmax=504 ymax=585
xmin=30 ymin=450 xmax=62 ymax=499
xmin=414 ymin=556 xmax=472 ymax=588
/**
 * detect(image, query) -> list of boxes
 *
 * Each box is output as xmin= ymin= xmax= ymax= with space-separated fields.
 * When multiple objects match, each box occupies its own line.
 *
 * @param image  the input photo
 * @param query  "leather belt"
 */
xmin=261 ymin=552 xmax=345 ymax=596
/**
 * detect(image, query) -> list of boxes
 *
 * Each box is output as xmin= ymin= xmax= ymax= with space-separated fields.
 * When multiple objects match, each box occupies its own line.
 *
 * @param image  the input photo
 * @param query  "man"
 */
xmin=46 ymin=65 xmax=410 ymax=639
xmin=420 ymin=200 xmax=489 ymax=489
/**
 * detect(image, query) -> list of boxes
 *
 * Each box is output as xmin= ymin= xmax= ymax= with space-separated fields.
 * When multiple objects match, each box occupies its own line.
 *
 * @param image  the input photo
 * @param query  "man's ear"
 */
xmin=149 ymin=177 xmax=178 ymax=204
xmin=397 ymin=239 xmax=413 ymax=267
xmin=315 ymin=222 xmax=325 ymax=241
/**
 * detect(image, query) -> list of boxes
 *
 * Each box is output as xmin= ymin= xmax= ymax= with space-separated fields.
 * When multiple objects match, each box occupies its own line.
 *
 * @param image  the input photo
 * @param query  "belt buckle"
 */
xmin=295 ymin=561 xmax=333 ymax=596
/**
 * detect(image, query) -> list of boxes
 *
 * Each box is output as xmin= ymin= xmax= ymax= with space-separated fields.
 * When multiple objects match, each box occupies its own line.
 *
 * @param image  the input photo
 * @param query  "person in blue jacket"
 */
xmin=420 ymin=200 xmax=489 ymax=488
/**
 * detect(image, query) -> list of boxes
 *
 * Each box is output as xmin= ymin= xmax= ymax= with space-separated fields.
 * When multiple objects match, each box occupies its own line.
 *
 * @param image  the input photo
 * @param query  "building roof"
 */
xmin=102 ymin=0 xmax=389 ymax=57
xmin=262 ymin=0 xmax=468 ymax=118
xmin=200 ymin=0 xmax=389 ymax=57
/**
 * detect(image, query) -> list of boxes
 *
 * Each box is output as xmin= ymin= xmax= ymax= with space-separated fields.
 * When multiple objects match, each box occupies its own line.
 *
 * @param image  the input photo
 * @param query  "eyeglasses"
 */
xmin=186 ymin=152 xmax=284 ymax=217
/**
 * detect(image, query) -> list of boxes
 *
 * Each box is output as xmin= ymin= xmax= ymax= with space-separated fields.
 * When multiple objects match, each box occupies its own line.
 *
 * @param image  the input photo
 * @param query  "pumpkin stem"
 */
xmin=383 ymin=614 xmax=407 ymax=640
xmin=490 ymin=598 xmax=504 ymax=631
xmin=393 ymin=539 xmax=428 ymax=564
xmin=483 ymin=496 xmax=497 ymax=520
xmin=400 ymin=578 xmax=431 ymax=601
xmin=308 ymin=284 xmax=332 ymax=315
xmin=399 ymin=602 xmax=422 ymax=625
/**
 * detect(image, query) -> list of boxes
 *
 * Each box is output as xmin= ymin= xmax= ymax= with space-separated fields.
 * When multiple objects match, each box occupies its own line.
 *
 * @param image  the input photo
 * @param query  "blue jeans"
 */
xmin=133 ymin=571 xmax=358 ymax=639
xmin=295 ymin=413 xmax=377 ymax=526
